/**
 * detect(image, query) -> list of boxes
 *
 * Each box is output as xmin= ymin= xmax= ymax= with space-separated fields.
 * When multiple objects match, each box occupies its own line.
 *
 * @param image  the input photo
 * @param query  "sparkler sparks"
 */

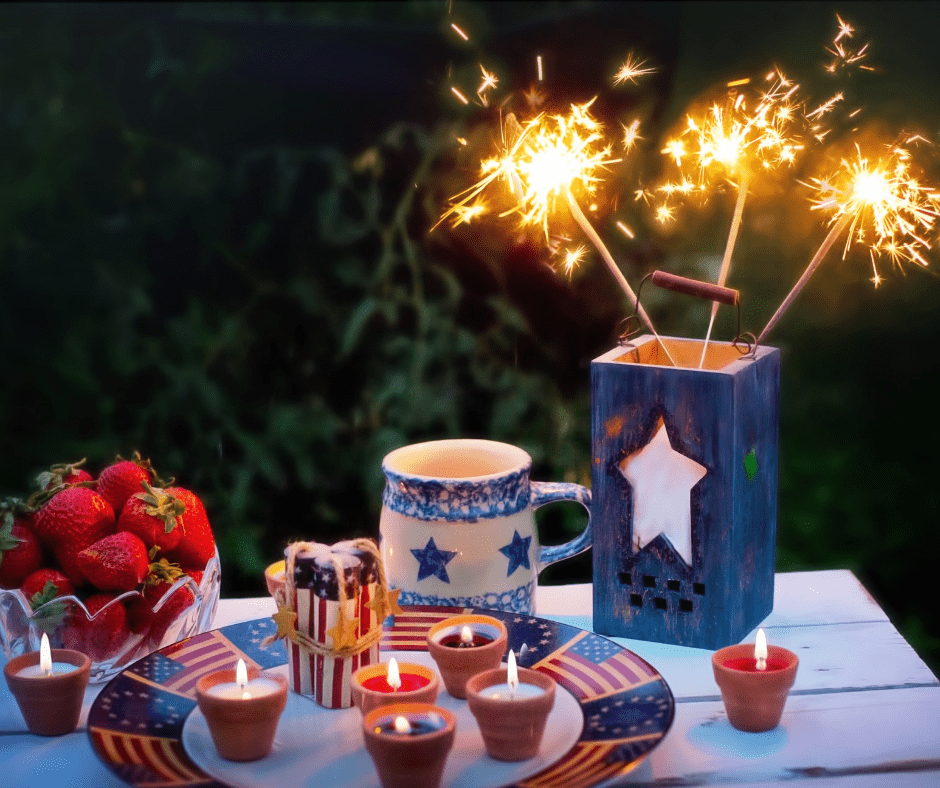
xmin=757 ymin=137 xmax=940 ymax=344
xmin=559 ymin=245 xmax=588 ymax=276
xmin=824 ymin=14 xmax=874 ymax=74
xmin=613 ymin=53 xmax=656 ymax=85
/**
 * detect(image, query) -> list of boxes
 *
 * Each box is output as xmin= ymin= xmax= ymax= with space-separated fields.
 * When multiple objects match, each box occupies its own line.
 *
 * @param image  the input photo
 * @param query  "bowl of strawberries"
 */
xmin=0 ymin=454 xmax=221 ymax=682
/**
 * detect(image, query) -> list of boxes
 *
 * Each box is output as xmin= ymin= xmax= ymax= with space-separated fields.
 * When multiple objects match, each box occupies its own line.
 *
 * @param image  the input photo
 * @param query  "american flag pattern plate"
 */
xmin=88 ymin=606 xmax=674 ymax=788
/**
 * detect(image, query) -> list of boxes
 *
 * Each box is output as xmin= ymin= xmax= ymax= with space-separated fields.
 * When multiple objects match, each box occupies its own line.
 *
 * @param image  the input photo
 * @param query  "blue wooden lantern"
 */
xmin=591 ymin=334 xmax=779 ymax=650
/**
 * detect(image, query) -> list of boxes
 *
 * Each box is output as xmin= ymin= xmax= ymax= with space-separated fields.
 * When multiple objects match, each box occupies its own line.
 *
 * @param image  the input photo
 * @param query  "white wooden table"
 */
xmin=1 ymin=570 xmax=938 ymax=788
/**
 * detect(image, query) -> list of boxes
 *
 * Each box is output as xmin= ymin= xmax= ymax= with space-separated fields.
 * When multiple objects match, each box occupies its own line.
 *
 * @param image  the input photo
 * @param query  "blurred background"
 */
xmin=1 ymin=2 xmax=938 ymax=671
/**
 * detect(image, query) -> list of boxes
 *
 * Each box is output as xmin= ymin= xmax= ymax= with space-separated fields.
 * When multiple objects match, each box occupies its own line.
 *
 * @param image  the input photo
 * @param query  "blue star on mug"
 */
xmin=410 ymin=537 xmax=458 ymax=583
xmin=498 ymin=530 xmax=532 ymax=577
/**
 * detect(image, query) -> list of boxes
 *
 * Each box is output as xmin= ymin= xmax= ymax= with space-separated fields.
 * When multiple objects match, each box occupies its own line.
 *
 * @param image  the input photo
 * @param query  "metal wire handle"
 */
xmin=618 ymin=271 xmax=756 ymax=359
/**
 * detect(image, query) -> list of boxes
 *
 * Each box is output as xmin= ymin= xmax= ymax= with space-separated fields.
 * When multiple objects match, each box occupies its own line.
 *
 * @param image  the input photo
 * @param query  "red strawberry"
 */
xmin=146 ymin=580 xmax=195 ymax=647
xmin=33 ymin=487 xmax=115 ymax=586
xmin=96 ymin=453 xmax=156 ymax=515
xmin=77 ymin=532 xmax=149 ymax=592
xmin=164 ymin=487 xmax=215 ymax=569
xmin=0 ymin=515 xmax=44 ymax=589
xmin=20 ymin=568 xmax=76 ymax=609
xmin=38 ymin=458 xmax=94 ymax=490
xmin=117 ymin=483 xmax=184 ymax=552
xmin=63 ymin=593 xmax=130 ymax=662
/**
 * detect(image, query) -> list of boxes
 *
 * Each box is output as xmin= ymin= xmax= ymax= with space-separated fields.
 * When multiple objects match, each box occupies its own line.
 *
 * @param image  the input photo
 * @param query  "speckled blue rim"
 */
xmin=382 ymin=439 xmax=533 ymax=522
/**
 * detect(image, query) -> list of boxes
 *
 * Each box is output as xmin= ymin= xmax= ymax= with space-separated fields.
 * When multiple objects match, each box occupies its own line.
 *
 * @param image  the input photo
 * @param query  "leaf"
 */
xmin=744 ymin=448 xmax=758 ymax=481
xmin=340 ymin=297 xmax=378 ymax=357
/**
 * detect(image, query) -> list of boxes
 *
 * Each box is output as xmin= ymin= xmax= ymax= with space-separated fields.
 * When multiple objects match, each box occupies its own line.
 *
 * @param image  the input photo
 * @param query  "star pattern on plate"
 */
xmin=618 ymin=417 xmax=706 ymax=567
xmin=498 ymin=530 xmax=532 ymax=577
xmin=410 ymin=537 xmax=457 ymax=583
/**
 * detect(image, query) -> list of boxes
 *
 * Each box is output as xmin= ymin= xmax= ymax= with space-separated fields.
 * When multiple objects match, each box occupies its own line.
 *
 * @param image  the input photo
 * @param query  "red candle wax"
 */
xmin=722 ymin=656 xmax=791 ymax=672
xmin=438 ymin=633 xmax=494 ymax=649
xmin=362 ymin=673 xmax=432 ymax=693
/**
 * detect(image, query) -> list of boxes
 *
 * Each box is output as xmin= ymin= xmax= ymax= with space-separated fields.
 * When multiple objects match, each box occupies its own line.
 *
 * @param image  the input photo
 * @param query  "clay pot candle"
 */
xmin=362 ymin=702 xmax=456 ymax=788
xmin=466 ymin=650 xmax=556 ymax=761
xmin=195 ymin=658 xmax=288 ymax=761
xmin=3 ymin=633 xmax=91 ymax=736
xmin=352 ymin=657 xmax=439 ymax=715
xmin=426 ymin=614 xmax=507 ymax=699
xmin=712 ymin=628 xmax=799 ymax=732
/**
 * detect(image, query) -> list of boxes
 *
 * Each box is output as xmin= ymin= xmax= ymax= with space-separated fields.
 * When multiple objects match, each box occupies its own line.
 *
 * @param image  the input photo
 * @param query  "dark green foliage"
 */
xmin=0 ymin=3 xmax=937 ymax=676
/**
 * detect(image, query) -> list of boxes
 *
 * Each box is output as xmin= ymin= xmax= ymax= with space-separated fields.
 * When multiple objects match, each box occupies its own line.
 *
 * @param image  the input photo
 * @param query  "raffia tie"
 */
xmin=263 ymin=538 xmax=392 ymax=658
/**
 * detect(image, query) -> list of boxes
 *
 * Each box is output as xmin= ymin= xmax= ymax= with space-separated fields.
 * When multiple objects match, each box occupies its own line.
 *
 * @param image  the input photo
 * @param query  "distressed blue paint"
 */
xmin=410 ymin=537 xmax=458 ymax=583
xmin=395 ymin=577 xmax=536 ymax=613
xmin=591 ymin=337 xmax=780 ymax=650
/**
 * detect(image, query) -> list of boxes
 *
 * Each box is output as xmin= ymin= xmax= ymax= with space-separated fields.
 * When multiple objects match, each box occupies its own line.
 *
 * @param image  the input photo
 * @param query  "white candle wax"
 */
xmin=16 ymin=662 xmax=80 ymax=678
xmin=205 ymin=677 xmax=283 ymax=700
xmin=484 ymin=682 xmax=545 ymax=700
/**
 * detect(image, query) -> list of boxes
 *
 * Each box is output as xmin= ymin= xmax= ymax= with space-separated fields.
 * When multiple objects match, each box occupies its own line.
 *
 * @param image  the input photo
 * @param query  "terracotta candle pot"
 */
xmin=712 ymin=644 xmax=799 ymax=732
xmin=362 ymin=702 xmax=456 ymax=788
xmin=195 ymin=666 xmax=288 ymax=761
xmin=4 ymin=649 xmax=91 ymax=736
xmin=426 ymin=614 xmax=507 ymax=699
xmin=352 ymin=661 xmax=439 ymax=716
xmin=465 ymin=666 xmax=555 ymax=761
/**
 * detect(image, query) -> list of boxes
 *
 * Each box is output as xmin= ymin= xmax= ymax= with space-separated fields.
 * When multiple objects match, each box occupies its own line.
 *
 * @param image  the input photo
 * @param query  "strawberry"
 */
xmin=63 ymin=593 xmax=130 ymax=662
xmin=0 ymin=514 xmax=44 ymax=589
xmin=20 ymin=568 xmax=75 ymax=609
xmin=97 ymin=453 xmax=158 ymax=515
xmin=164 ymin=487 xmax=215 ymax=569
xmin=117 ymin=483 xmax=184 ymax=552
xmin=77 ymin=532 xmax=149 ymax=592
xmin=37 ymin=458 xmax=94 ymax=490
xmin=33 ymin=487 xmax=115 ymax=586
xmin=143 ymin=554 xmax=203 ymax=646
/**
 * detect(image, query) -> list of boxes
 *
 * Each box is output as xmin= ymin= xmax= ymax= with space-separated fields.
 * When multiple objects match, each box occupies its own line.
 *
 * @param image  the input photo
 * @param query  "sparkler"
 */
xmin=657 ymin=69 xmax=805 ymax=365
xmin=756 ymin=139 xmax=940 ymax=344
xmin=439 ymin=100 xmax=676 ymax=364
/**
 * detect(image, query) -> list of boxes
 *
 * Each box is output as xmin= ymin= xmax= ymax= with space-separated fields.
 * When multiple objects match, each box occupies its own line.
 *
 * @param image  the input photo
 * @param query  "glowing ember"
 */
xmin=613 ymin=53 xmax=655 ymax=85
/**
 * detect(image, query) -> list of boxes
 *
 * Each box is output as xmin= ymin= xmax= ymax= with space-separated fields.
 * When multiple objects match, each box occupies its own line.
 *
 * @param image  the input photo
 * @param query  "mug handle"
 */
xmin=531 ymin=481 xmax=592 ymax=571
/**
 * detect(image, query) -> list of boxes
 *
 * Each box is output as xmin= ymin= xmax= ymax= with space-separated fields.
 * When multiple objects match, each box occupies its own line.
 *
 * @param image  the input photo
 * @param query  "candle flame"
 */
xmin=460 ymin=625 xmax=473 ymax=645
xmin=394 ymin=715 xmax=412 ymax=734
xmin=755 ymin=629 xmax=768 ymax=671
xmin=235 ymin=658 xmax=250 ymax=699
xmin=39 ymin=632 xmax=52 ymax=676
xmin=507 ymin=649 xmax=519 ymax=698
xmin=387 ymin=657 xmax=402 ymax=691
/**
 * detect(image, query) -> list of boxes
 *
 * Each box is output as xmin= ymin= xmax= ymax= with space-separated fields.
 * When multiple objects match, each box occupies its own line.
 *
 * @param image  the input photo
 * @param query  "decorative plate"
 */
xmin=87 ymin=606 xmax=674 ymax=788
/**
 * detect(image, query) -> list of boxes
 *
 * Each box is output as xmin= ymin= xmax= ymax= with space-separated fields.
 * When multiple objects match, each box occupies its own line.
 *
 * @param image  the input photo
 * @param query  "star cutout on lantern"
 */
xmin=618 ymin=417 xmax=707 ymax=567
xmin=498 ymin=530 xmax=532 ymax=577
xmin=410 ymin=537 xmax=457 ymax=583
xmin=271 ymin=606 xmax=298 ymax=640
xmin=326 ymin=615 xmax=360 ymax=650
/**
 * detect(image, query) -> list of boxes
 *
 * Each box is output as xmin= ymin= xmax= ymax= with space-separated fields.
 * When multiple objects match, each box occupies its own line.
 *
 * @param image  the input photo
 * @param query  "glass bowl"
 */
xmin=0 ymin=549 xmax=220 ymax=683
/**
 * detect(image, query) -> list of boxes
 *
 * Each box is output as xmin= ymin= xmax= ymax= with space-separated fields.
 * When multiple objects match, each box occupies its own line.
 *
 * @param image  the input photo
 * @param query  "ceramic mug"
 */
xmin=379 ymin=439 xmax=591 ymax=614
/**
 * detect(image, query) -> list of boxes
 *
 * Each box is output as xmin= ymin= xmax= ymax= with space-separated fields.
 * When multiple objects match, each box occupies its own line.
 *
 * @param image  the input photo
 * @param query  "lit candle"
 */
xmin=15 ymin=634 xmax=80 ymax=678
xmin=720 ymin=629 xmax=791 ymax=673
xmin=426 ymin=614 xmax=508 ymax=699
xmin=711 ymin=631 xmax=799 ymax=732
xmin=362 ymin=702 xmax=456 ymax=788
xmin=3 ymin=636 xmax=91 ymax=736
xmin=437 ymin=624 xmax=495 ymax=649
xmin=484 ymin=650 xmax=546 ymax=699
xmin=352 ymin=659 xmax=439 ymax=714
xmin=204 ymin=659 xmax=283 ymax=700
xmin=195 ymin=662 xmax=289 ymax=761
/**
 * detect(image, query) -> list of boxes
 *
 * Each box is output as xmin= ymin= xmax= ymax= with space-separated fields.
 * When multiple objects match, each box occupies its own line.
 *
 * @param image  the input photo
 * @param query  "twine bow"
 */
xmin=263 ymin=538 xmax=402 ymax=658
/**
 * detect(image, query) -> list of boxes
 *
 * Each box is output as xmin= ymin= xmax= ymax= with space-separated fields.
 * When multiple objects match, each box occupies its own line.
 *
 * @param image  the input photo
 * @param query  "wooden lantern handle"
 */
xmin=650 ymin=271 xmax=739 ymax=306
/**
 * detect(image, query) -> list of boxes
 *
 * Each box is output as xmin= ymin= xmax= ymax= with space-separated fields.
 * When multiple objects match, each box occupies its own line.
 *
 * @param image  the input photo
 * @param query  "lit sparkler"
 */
xmin=659 ymin=69 xmax=806 ymax=364
xmin=439 ymin=100 xmax=675 ymax=363
xmin=757 ymin=138 xmax=940 ymax=344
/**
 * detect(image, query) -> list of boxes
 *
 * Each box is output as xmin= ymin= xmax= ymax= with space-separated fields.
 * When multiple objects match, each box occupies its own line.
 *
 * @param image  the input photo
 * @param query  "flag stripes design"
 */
xmin=287 ymin=583 xmax=380 ymax=706
xmin=534 ymin=632 xmax=657 ymax=699
xmin=89 ymin=727 xmax=208 ymax=785
xmin=518 ymin=742 xmax=626 ymax=788
xmin=380 ymin=607 xmax=470 ymax=650
xmin=158 ymin=631 xmax=248 ymax=697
